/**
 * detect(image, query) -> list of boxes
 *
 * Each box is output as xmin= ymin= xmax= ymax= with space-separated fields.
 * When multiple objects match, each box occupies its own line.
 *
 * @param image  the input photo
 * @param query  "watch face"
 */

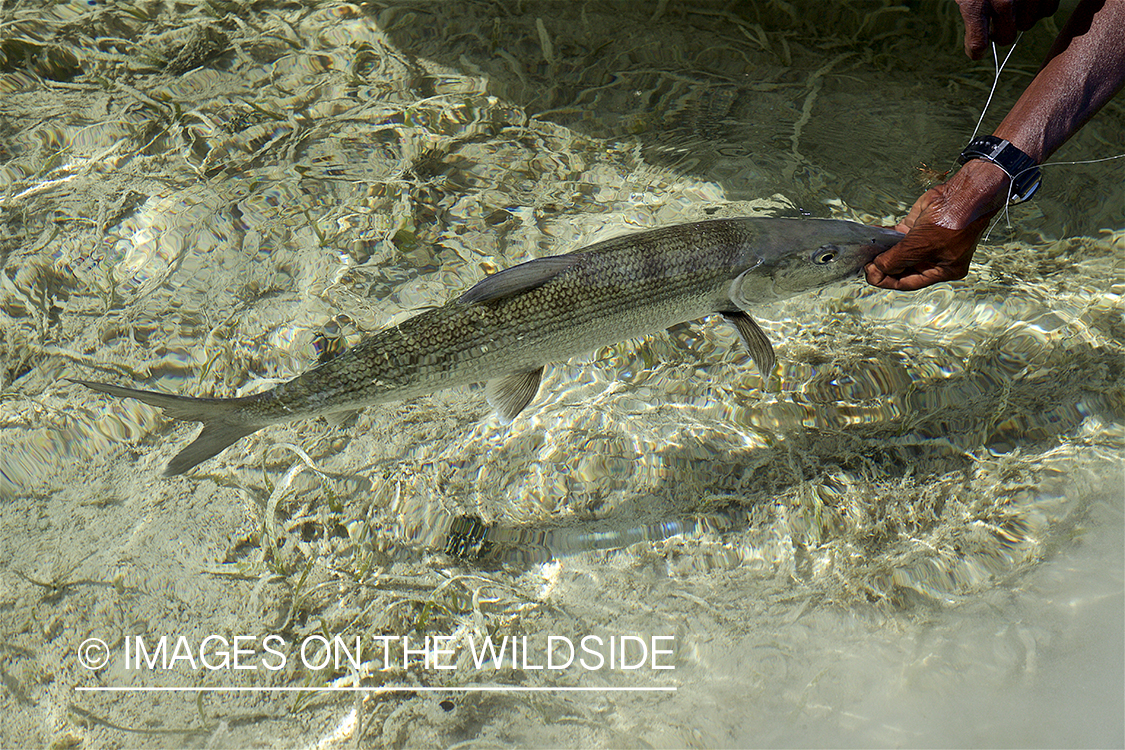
xmin=1010 ymin=172 xmax=1041 ymax=203
xmin=958 ymin=137 xmax=1041 ymax=203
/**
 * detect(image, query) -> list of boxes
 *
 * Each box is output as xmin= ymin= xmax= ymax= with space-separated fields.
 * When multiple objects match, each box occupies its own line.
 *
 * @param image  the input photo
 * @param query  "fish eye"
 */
xmin=813 ymin=246 xmax=838 ymax=264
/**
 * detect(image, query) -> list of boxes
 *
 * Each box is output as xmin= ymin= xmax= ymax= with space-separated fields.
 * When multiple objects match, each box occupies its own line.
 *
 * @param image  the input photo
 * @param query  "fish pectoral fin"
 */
xmin=721 ymin=311 xmax=776 ymax=377
xmin=458 ymin=255 xmax=581 ymax=305
xmin=485 ymin=367 xmax=544 ymax=422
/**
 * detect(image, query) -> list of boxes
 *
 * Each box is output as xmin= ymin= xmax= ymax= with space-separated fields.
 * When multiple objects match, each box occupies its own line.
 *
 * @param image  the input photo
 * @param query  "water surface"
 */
xmin=0 ymin=0 xmax=1121 ymax=747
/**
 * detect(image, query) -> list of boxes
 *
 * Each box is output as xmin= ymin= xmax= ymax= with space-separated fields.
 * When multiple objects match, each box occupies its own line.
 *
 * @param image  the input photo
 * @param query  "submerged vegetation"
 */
xmin=0 ymin=0 xmax=1121 ymax=745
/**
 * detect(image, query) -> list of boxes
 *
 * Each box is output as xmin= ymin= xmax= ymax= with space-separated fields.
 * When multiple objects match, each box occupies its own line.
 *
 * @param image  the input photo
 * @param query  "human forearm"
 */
xmin=866 ymin=0 xmax=1124 ymax=291
xmin=995 ymin=0 xmax=1125 ymax=165
xmin=944 ymin=0 xmax=1124 ymax=224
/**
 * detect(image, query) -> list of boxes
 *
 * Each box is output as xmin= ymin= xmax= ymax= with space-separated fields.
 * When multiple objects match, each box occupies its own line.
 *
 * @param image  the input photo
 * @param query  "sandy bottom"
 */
xmin=1 ymin=0 xmax=1122 ymax=747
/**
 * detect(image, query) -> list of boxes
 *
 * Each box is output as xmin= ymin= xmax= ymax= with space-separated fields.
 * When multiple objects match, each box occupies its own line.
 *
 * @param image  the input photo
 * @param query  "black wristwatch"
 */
xmin=958 ymin=135 xmax=1042 ymax=204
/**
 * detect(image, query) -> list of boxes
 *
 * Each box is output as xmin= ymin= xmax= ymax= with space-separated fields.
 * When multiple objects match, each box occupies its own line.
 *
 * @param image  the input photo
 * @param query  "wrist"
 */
xmin=993 ymin=127 xmax=1046 ymax=164
xmin=958 ymin=135 xmax=1043 ymax=204
xmin=942 ymin=159 xmax=1009 ymax=227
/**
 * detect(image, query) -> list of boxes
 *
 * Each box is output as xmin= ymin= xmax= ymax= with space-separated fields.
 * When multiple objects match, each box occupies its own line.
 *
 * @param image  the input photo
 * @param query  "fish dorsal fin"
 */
xmin=721 ymin=311 xmax=776 ymax=377
xmin=486 ymin=367 xmax=544 ymax=422
xmin=459 ymin=255 xmax=581 ymax=305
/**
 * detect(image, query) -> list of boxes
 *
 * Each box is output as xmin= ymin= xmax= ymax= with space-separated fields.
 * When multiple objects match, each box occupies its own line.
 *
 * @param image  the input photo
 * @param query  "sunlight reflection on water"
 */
xmin=0 ymin=0 xmax=1121 ymax=745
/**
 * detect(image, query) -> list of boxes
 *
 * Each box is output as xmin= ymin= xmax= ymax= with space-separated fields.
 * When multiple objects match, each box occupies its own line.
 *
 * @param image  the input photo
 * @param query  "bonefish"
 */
xmin=70 ymin=217 xmax=903 ymax=476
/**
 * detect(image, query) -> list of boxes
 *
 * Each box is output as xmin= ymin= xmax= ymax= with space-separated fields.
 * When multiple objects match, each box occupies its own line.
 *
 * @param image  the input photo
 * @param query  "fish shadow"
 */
xmin=442 ymin=333 xmax=1121 ymax=574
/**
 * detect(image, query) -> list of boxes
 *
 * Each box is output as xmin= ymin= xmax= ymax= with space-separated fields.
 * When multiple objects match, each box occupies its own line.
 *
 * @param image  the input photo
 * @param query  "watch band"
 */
xmin=958 ymin=135 xmax=1042 ymax=203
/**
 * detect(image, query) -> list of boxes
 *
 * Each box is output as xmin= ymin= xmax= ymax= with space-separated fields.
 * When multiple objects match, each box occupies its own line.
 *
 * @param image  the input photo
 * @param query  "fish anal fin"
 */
xmin=458 ymin=255 xmax=580 ymax=305
xmin=485 ymin=367 xmax=544 ymax=422
xmin=721 ymin=311 xmax=776 ymax=378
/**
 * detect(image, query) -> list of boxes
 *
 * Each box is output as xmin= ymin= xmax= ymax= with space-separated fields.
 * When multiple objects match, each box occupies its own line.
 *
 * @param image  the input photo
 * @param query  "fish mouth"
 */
xmin=856 ymin=225 xmax=905 ymax=266
xmin=837 ymin=225 xmax=904 ymax=276
xmin=870 ymin=225 xmax=906 ymax=251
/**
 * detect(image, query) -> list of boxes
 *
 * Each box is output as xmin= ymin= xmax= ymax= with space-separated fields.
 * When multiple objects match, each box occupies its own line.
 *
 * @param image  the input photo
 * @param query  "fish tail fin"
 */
xmin=161 ymin=422 xmax=261 ymax=476
xmin=66 ymin=378 xmax=266 ymax=476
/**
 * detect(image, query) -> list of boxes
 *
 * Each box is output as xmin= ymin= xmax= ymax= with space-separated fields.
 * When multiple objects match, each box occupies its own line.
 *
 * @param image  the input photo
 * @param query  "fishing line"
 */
xmin=986 ymin=152 xmax=1125 ymax=240
xmin=963 ymin=36 xmax=1125 ymax=237
xmin=967 ymin=34 xmax=1024 ymax=146
xmin=958 ymin=36 xmax=1023 ymax=235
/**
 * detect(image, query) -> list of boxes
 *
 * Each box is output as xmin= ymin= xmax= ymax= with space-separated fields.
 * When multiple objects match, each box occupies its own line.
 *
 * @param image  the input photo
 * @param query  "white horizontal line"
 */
xmin=76 ymin=685 xmax=676 ymax=693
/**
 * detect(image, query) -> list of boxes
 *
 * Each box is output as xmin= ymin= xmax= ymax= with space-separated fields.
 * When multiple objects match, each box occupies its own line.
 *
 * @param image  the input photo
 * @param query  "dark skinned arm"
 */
xmin=866 ymin=0 xmax=1125 ymax=292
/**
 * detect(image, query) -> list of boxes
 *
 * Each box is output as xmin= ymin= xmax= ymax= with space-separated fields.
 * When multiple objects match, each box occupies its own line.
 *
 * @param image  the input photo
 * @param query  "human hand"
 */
xmin=864 ymin=182 xmax=999 ymax=291
xmin=956 ymin=0 xmax=1060 ymax=59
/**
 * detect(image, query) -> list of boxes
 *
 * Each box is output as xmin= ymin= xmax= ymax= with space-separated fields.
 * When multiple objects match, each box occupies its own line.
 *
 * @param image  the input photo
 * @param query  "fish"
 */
xmin=69 ymin=217 xmax=903 ymax=476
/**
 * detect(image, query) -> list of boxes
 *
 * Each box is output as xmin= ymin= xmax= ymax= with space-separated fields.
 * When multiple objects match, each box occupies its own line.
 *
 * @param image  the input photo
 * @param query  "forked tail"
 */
xmin=67 ymin=378 xmax=264 ymax=476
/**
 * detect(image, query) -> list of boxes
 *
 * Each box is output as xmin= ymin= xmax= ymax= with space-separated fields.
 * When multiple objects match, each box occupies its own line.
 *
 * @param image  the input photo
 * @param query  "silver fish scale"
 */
xmin=238 ymin=219 xmax=756 ymax=424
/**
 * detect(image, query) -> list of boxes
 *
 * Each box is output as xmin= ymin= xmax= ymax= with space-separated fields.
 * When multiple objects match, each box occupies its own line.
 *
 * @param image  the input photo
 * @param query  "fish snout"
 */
xmin=848 ymin=225 xmax=905 ymax=270
xmin=868 ymin=226 xmax=906 ymax=254
xmin=834 ymin=225 xmax=906 ymax=270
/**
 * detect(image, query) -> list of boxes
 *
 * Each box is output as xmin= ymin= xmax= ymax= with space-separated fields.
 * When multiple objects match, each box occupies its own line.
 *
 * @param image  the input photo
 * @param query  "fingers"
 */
xmin=958 ymin=0 xmax=991 ymax=59
xmin=990 ymin=0 xmax=1018 ymax=46
xmin=865 ymin=235 xmax=938 ymax=279
xmin=865 ymin=265 xmax=955 ymax=292
xmin=864 ymin=254 xmax=960 ymax=291
xmin=865 ymin=210 xmax=993 ymax=292
xmin=957 ymin=0 xmax=1057 ymax=58
xmin=864 ymin=244 xmax=970 ymax=291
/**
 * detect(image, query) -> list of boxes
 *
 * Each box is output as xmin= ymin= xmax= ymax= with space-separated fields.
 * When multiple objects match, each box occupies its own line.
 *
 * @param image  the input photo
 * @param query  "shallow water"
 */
xmin=0 ymin=0 xmax=1122 ymax=747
